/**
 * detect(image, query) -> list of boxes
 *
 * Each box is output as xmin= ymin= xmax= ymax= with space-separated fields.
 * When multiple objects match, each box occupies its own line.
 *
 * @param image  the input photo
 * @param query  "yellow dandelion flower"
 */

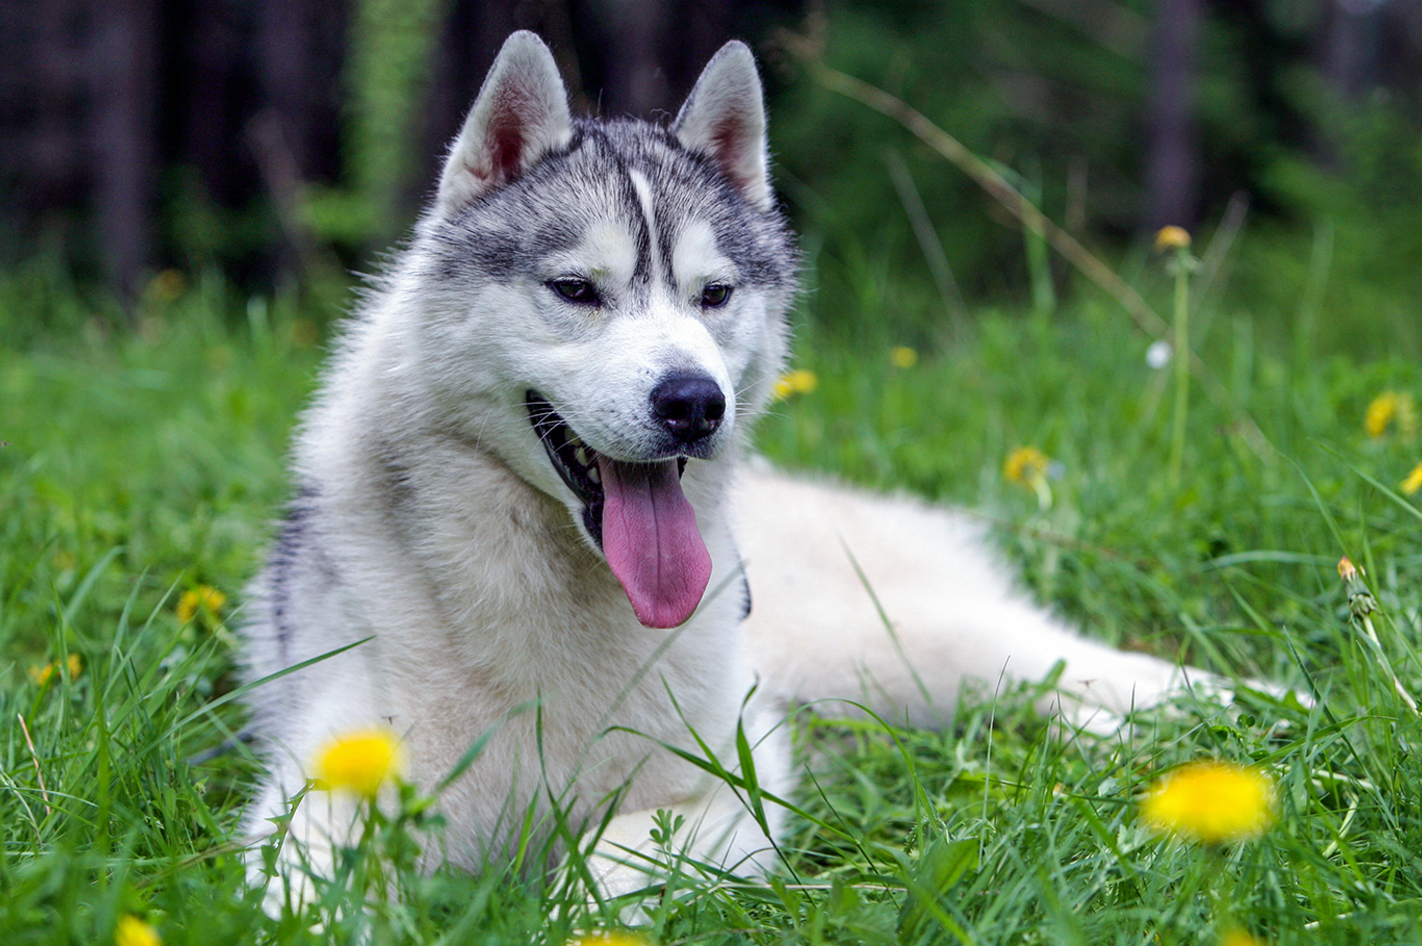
xmin=1403 ymin=460 xmax=1422 ymax=496
xmin=890 ymin=346 xmax=918 ymax=368
xmin=570 ymin=934 xmax=649 ymax=946
xmin=1364 ymin=391 xmax=1416 ymax=439
xmin=1142 ymin=760 xmax=1275 ymax=844
xmin=1220 ymin=929 xmax=1265 ymax=946
xmin=176 ymin=585 xmax=227 ymax=623
xmin=115 ymin=915 xmax=162 ymax=946
xmin=313 ymin=727 xmax=405 ymax=797
xmin=1154 ymin=225 xmax=1191 ymax=251
xmin=28 ymin=653 xmax=82 ymax=687
xmin=771 ymin=368 xmax=818 ymax=401
xmin=1003 ymin=446 xmax=1050 ymax=486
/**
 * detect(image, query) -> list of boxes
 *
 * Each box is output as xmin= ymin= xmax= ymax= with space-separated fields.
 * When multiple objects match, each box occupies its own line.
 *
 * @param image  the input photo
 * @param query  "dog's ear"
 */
xmin=436 ymin=31 xmax=572 ymax=216
xmin=673 ymin=41 xmax=772 ymax=212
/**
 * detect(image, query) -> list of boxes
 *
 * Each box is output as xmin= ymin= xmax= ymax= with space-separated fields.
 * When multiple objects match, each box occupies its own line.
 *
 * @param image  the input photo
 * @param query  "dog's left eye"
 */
xmin=699 ymin=284 xmax=733 ymax=309
xmin=549 ymin=278 xmax=600 ymax=306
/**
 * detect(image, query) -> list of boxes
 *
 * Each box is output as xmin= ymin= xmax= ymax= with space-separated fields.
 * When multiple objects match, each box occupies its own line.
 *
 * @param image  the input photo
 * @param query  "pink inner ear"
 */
xmin=488 ymin=90 xmax=532 ymax=183
xmin=709 ymin=117 xmax=750 ymax=190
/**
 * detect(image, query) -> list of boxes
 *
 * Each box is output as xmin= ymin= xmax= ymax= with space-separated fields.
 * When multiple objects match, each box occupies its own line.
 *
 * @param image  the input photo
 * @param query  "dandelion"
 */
xmin=1153 ymin=225 xmax=1192 ymax=251
xmin=570 ymin=934 xmax=649 ymax=946
xmin=1220 ymin=928 xmax=1265 ymax=946
xmin=176 ymin=585 xmax=227 ymax=623
xmin=313 ymin=727 xmax=405 ymax=797
xmin=1365 ymin=390 xmax=1417 ymax=439
xmin=771 ymin=368 xmax=818 ymax=401
xmin=1339 ymin=555 xmax=1419 ymax=713
xmin=1142 ymin=760 xmax=1275 ymax=844
xmin=115 ymin=915 xmax=162 ymax=946
xmin=1402 ymin=460 xmax=1422 ymax=496
xmin=1365 ymin=392 xmax=1399 ymax=438
xmin=890 ymin=345 xmax=918 ymax=368
xmin=1003 ymin=446 xmax=1050 ymax=486
xmin=28 ymin=653 xmax=82 ymax=687
xmin=1004 ymin=446 xmax=1055 ymax=510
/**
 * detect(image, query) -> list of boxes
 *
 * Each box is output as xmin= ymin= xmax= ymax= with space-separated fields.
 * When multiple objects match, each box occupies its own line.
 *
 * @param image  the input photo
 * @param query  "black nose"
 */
xmin=651 ymin=373 xmax=726 ymax=443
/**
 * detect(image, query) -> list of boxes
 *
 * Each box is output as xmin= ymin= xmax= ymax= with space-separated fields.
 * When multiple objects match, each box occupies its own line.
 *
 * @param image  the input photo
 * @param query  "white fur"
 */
xmin=239 ymin=32 xmax=1244 ymax=915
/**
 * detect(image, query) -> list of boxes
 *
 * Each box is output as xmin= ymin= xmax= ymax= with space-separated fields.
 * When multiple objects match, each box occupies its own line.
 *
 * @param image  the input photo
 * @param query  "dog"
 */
xmin=238 ymin=31 xmax=1229 ymax=910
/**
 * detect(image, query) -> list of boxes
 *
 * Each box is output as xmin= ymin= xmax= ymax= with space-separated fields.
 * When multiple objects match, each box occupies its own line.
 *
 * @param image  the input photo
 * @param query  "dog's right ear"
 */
xmin=436 ymin=31 xmax=572 ymax=217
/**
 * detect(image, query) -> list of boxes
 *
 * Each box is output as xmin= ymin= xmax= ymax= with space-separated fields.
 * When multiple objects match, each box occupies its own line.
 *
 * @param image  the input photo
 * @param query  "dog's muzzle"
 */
xmin=525 ymin=391 xmax=710 ymax=629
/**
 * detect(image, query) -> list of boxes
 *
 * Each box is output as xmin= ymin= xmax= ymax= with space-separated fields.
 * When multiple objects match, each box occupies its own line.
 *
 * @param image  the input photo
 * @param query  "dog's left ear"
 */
xmin=436 ymin=31 xmax=573 ymax=216
xmin=673 ymin=41 xmax=773 ymax=212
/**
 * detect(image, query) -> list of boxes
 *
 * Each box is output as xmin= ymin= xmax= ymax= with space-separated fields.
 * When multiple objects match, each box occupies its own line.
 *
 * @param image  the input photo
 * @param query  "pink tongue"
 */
xmin=598 ymin=458 xmax=712 ymax=629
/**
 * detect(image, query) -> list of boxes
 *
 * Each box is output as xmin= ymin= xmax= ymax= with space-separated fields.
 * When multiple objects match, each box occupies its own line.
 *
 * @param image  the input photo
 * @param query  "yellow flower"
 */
xmin=313 ymin=727 xmax=405 ymax=797
xmin=1365 ymin=390 xmax=1417 ymax=439
xmin=1003 ymin=446 xmax=1050 ymax=486
xmin=1141 ymin=760 xmax=1275 ymax=844
xmin=771 ymin=368 xmax=818 ymax=401
xmin=1402 ymin=460 xmax=1422 ymax=496
xmin=1366 ymin=392 xmax=1399 ymax=438
xmin=1220 ymin=929 xmax=1265 ymax=946
xmin=890 ymin=346 xmax=918 ymax=368
xmin=176 ymin=585 xmax=227 ymax=623
xmin=28 ymin=653 xmax=82 ymax=687
xmin=570 ymin=934 xmax=649 ymax=946
xmin=1154 ymin=225 xmax=1192 ymax=251
xmin=115 ymin=915 xmax=162 ymax=946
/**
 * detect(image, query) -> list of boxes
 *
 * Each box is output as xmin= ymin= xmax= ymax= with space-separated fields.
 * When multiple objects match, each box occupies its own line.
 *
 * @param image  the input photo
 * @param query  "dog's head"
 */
xmin=407 ymin=32 xmax=797 ymax=629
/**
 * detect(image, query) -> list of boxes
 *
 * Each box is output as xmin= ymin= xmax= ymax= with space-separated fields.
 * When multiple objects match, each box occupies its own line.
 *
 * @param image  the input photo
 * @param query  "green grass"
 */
xmin=2 ymin=239 xmax=1422 ymax=944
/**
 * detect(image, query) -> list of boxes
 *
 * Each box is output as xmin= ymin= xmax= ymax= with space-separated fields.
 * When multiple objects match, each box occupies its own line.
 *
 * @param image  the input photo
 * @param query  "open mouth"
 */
xmin=525 ymin=390 xmax=709 ymax=629
xmin=525 ymin=391 xmax=686 ymax=547
xmin=526 ymin=391 xmax=607 ymax=544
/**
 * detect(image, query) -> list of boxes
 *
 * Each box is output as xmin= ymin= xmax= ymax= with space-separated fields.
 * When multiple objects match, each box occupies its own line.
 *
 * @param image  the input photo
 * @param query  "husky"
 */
xmin=239 ymin=32 xmax=1234 ymax=908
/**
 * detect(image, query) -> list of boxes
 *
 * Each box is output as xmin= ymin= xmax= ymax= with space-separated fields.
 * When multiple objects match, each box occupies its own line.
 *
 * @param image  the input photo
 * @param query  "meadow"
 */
xmin=4 ymin=175 xmax=1422 ymax=943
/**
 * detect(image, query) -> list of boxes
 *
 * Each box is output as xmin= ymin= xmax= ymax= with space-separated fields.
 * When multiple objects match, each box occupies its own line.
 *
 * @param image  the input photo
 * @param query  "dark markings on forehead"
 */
xmin=608 ymin=147 xmax=655 ymax=293
xmin=618 ymin=129 xmax=794 ymax=289
xmin=425 ymin=118 xmax=796 ymax=291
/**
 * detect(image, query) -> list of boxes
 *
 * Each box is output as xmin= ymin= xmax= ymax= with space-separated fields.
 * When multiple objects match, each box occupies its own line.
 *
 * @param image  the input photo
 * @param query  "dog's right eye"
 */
xmin=549 ymin=278 xmax=600 ymax=306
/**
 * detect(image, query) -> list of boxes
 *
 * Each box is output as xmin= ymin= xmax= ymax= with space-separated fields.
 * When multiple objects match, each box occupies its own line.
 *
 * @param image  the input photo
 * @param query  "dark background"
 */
xmin=3 ymin=0 xmax=1421 ymax=342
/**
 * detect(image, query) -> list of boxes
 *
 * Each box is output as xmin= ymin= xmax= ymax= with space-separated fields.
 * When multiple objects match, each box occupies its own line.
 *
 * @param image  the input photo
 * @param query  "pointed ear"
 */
xmin=436 ymin=32 xmax=572 ymax=216
xmin=672 ymin=41 xmax=773 ymax=211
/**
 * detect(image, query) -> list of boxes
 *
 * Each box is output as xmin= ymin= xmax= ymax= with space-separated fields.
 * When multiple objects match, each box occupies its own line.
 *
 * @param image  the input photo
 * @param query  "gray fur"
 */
xmin=239 ymin=31 xmax=1245 ymax=911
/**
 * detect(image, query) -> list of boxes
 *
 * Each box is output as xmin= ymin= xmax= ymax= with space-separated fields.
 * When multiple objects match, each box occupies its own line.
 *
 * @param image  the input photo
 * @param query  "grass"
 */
xmin=2 ymin=225 xmax=1422 ymax=945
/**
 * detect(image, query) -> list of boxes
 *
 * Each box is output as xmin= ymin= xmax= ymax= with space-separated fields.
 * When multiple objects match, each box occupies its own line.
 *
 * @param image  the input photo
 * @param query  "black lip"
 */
xmin=526 ymin=391 xmax=606 ymax=546
xmin=525 ymin=391 xmax=688 ymax=551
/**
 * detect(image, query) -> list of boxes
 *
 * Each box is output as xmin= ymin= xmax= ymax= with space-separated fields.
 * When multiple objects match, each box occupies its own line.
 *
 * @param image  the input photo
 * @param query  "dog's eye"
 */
xmin=700 ymin=284 xmax=733 ymax=309
xmin=549 ymin=278 xmax=600 ymax=306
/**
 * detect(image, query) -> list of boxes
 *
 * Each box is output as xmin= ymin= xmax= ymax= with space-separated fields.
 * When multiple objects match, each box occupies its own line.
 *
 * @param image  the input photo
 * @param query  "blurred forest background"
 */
xmin=3 ymin=0 xmax=1422 ymax=356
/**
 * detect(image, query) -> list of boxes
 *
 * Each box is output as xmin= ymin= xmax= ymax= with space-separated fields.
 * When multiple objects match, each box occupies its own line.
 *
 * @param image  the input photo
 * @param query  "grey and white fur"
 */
xmin=239 ymin=31 xmax=1230 ymax=906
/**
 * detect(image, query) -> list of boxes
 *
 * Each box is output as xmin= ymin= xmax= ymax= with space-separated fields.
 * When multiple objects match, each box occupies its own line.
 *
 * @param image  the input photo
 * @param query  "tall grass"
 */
xmin=3 ymin=211 xmax=1422 ymax=941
